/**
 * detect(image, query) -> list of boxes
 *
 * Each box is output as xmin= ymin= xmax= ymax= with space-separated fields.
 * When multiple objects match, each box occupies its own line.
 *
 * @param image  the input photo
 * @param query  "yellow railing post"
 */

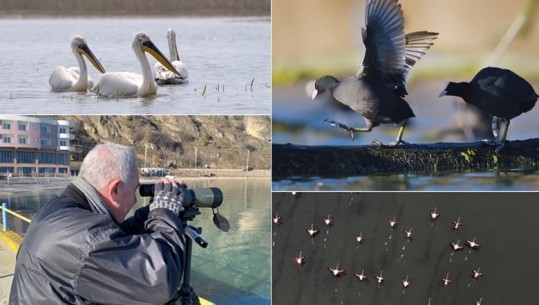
xmin=1 ymin=203 xmax=32 ymax=232
xmin=1 ymin=202 xmax=6 ymax=231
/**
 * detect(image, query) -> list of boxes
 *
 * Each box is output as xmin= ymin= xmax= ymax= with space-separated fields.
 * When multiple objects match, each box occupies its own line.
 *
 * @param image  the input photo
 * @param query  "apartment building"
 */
xmin=0 ymin=115 xmax=75 ymax=176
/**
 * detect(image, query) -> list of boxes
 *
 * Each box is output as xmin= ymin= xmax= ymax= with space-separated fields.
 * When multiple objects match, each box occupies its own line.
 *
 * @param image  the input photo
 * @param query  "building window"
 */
xmin=39 ymin=152 xmax=56 ymax=164
xmin=40 ymin=125 xmax=50 ymax=133
xmin=60 ymin=140 xmax=68 ymax=147
xmin=2 ymin=122 xmax=11 ymax=130
xmin=59 ymin=127 xmax=67 ymax=134
xmin=58 ymin=153 xmax=69 ymax=165
xmin=0 ymin=151 xmax=14 ymax=163
xmin=40 ymin=138 xmax=51 ymax=146
xmin=18 ymin=123 xmax=27 ymax=131
xmin=16 ymin=151 xmax=36 ymax=164
xmin=18 ymin=136 xmax=28 ymax=145
xmin=0 ymin=167 xmax=14 ymax=173
xmin=2 ymin=136 xmax=11 ymax=144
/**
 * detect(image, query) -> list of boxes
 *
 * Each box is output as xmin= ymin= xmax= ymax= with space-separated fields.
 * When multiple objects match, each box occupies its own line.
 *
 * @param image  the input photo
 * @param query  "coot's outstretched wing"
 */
xmin=401 ymin=31 xmax=438 ymax=90
xmin=359 ymin=0 xmax=438 ymax=97
xmin=359 ymin=0 xmax=405 ymax=86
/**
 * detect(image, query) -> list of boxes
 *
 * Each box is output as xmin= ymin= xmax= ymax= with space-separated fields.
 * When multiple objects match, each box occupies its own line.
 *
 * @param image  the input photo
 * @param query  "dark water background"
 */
xmin=272 ymin=192 xmax=539 ymax=305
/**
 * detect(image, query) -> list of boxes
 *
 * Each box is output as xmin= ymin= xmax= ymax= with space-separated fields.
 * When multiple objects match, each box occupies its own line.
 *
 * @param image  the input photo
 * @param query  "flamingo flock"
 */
xmin=274 ymin=192 xmax=488 ymax=304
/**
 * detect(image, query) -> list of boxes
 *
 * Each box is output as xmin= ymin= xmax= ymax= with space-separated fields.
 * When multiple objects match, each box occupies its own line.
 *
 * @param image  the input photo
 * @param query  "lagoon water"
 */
xmin=0 ymin=17 xmax=271 ymax=115
xmin=0 ymin=178 xmax=270 ymax=305
xmin=273 ymin=192 xmax=539 ymax=305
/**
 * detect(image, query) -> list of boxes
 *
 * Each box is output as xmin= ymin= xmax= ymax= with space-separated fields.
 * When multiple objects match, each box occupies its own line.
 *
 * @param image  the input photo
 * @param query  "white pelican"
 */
xmin=356 ymin=232 xmax=364 ymax=243
xmin=49 ymin=35 xmax=105 ymax=92
xmin=328 ymin=263 xmax=345 ymax=277
xmin=476 ymin=297 xmax=483 ymax=305
xmin=93 ymin=32 xmax=179 ymax=98
xmin=272 ymin=213 xmax=281 ymax=224
xmin=153 ymin=28 xmax=189 ymax=85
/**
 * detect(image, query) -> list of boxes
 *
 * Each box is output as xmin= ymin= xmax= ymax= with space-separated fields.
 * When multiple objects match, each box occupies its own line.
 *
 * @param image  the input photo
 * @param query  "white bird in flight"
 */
xmin=93 ymin=32 xmax=179 ymax=98
xmin=49 ymin=35 xmax=105 ymax=92
xmin=153 ymin=28 xmax=189 ymax=85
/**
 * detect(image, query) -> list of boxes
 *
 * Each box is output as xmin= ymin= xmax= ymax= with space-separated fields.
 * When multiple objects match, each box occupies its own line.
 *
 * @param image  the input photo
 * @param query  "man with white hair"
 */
xmin=10 ymin=143 xmax=187 ymax=304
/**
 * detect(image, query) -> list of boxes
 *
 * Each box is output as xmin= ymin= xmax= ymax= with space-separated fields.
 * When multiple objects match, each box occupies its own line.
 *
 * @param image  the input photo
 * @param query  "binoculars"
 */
xmin=139 ymin=184 xmax=223 ymax=208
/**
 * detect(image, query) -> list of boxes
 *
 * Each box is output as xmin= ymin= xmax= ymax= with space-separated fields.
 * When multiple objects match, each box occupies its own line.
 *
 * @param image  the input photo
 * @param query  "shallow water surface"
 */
xmin=0 ymin=17 xmax=271 ymax=114
xmin=272 ymin=168 xmax=539 ymax=191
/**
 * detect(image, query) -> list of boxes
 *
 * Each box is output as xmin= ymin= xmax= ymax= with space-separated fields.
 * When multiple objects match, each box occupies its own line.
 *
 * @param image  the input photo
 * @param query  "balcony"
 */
xmin=58 ymin=133 xmax=75 ymax=140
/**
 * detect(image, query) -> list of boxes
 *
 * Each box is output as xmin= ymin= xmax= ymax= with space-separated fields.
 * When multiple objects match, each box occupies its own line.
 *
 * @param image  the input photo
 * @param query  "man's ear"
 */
xmin=107 ymin=178 xmax=122 ymax=208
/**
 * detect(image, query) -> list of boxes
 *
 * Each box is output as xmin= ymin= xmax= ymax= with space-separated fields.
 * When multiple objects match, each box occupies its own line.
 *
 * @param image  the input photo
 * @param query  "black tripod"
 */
xmin=165 ymin=206 xmax=229 ymax=305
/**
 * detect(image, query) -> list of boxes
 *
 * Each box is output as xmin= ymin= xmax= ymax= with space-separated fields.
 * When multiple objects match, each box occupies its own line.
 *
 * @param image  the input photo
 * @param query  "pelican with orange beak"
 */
xmin=93 ymin=32 xmax=180 ymax=98
xmin=49 ymin=35 xmax=106 ymax=92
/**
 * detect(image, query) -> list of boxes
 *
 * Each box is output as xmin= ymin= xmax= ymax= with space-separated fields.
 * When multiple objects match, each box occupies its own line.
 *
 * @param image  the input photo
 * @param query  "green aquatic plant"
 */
xmin=460 ymin=149 xmax=476 ymax=164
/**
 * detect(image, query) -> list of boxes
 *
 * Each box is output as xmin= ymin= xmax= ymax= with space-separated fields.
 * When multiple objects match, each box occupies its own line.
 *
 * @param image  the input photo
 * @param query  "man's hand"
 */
xmin=149 ymin=178 xmax=186 ymax=215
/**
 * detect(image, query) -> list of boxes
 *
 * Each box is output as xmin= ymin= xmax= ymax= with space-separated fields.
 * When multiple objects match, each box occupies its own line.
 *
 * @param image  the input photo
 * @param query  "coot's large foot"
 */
xmin=372 ymin=139 xmax=410 ymax=147
xmin=324 ymin=119 xmax=352 ymax=131
xmin=324 ymin=119 xmax=355 ymax=140
xmin=324 ymin=119 xmax=372 ymax=141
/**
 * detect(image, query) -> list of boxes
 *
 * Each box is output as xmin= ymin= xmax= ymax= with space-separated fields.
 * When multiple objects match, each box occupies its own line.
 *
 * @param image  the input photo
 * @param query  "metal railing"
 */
xmin=1 ymin=202 xmax=31 ymax=232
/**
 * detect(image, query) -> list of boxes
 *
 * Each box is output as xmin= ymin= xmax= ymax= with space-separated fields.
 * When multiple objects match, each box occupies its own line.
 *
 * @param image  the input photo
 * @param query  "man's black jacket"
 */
xmin=9 ymin=183 xmax=185 ymax=304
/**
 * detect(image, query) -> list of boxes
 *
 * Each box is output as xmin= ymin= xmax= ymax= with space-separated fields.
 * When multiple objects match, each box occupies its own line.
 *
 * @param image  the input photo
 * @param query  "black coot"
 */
xmin=440 ymin=67 xmax=538 ymax=152
xmin=312 ymin=0 xmax=438 ymax=146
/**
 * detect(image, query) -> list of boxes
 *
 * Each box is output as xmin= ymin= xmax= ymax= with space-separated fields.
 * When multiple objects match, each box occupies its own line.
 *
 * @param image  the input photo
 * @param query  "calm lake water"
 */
xmin=272 ymin=82 xmax=539 ymax=191
xmin=272 ymin=192 xmax=539 ymax=305
xmin=0 ymin=17 xmax=271 ymax=115
xmin=0 ymin=178 xmax=270 ymax=305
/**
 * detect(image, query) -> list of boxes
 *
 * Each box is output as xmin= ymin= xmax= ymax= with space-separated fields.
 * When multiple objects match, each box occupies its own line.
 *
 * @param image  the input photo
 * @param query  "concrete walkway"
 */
xmin=0 ymin=238 xmax=15 ymax=305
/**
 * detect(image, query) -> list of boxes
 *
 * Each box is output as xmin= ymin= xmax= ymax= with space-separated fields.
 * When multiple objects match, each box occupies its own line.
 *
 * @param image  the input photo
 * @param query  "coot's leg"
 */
xmin=495 ymin=119 xmax=510 ymax=153
xmin=481 ymin=118 xmax=509 ymax=153
xmin=324 ymin=119 xmax=372 ymax=141
xmin=373 ymin=122 xmax=410 ymax=147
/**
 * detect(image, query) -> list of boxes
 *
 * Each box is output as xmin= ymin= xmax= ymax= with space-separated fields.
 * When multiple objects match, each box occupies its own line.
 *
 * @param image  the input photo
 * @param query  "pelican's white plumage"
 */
xmin=153 ymin=28 xmax=189 ymax=85
xmin=49 ymin=35 xmax=105 ymax=92
xmin=93 ymin=32 xmax=179 ymax=98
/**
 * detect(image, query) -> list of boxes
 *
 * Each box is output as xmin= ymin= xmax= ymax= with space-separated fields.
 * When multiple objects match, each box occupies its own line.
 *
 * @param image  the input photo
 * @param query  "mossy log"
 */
xmin=272 ymin=138 xmax=539 ymax=178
